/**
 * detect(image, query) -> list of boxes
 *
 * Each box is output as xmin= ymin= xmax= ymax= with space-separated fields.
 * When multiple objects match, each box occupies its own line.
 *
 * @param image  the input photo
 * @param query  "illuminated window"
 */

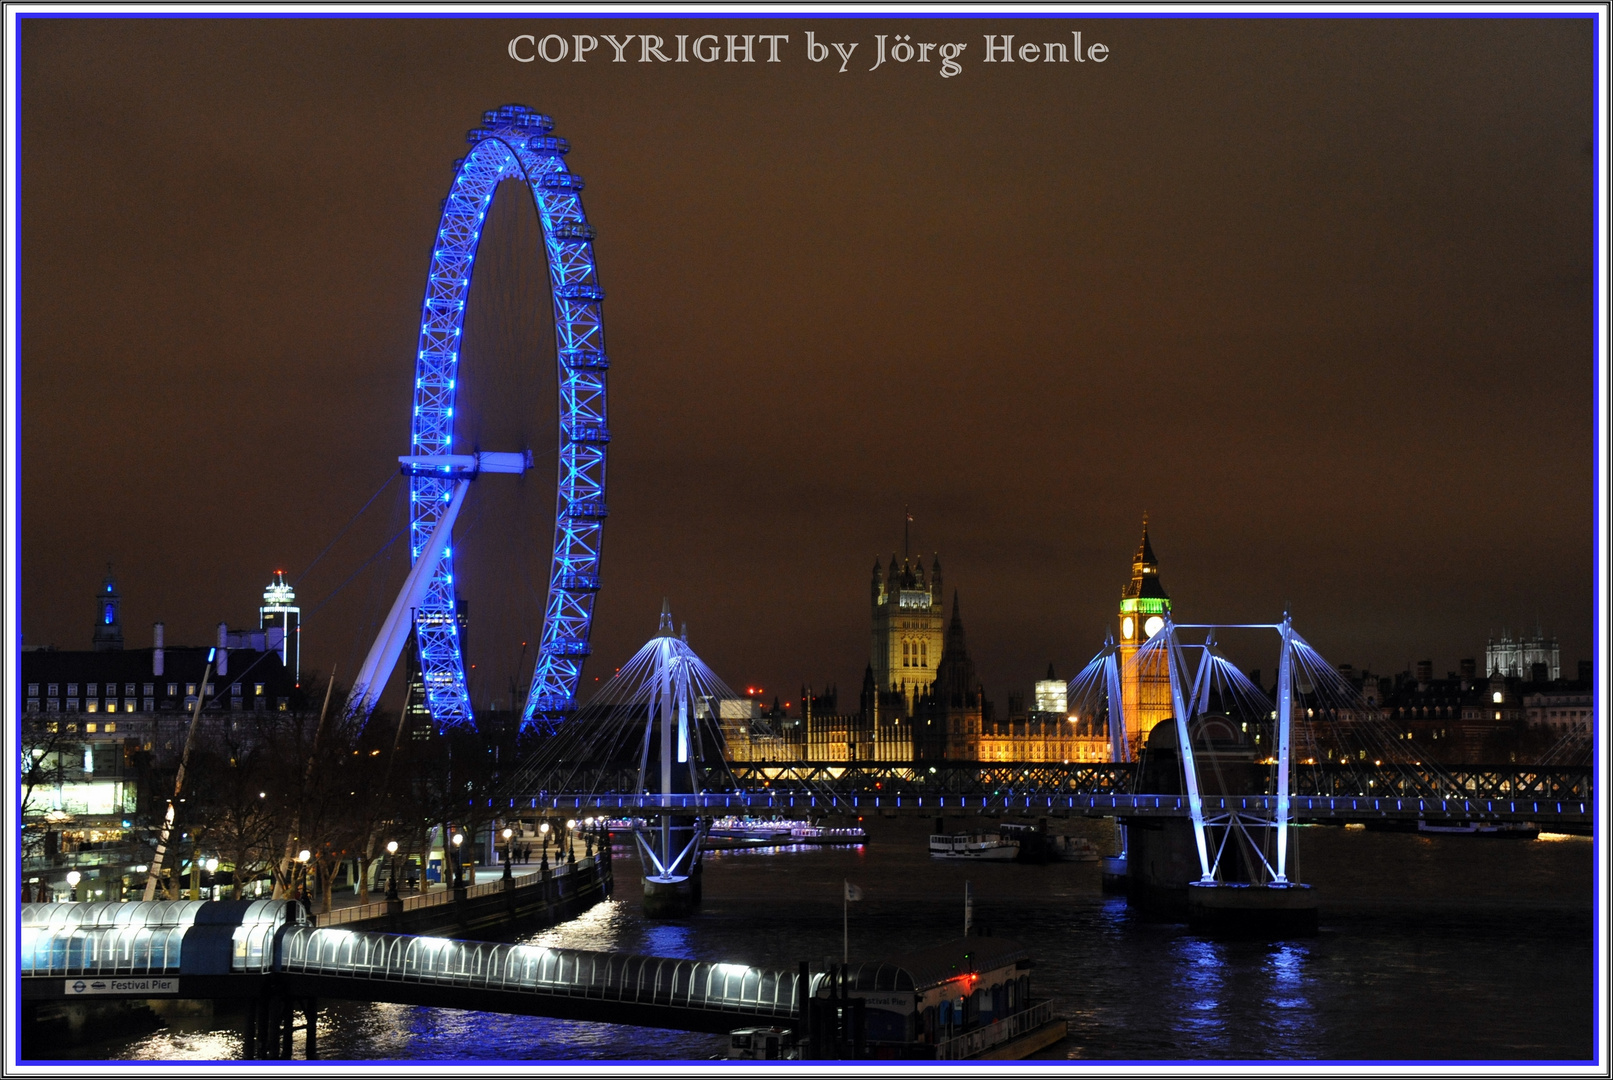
xmin=126 ymin=701 xmax=136 ymax=713
xmin=85 ymin=723 xmax=97 ymax=733
xmin=167 ymin=683 xmax=178 ymax=696
xmin=104 ymin=722 xmax=116 ymax=734
xmin=186 ymin=684 xmax=196 ymax=696
xmin=86 ymin=701 xmax=99 ymax=714
xmin=66 ymin=723 xmax=77 ymax=733
xmin=254 ymin=683 xmax=264 ymax=696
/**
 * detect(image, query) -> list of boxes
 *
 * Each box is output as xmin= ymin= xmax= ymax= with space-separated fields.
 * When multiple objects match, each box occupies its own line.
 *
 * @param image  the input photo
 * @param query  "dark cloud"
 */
xmin=18 ymin=17 xmax=1597 ymax=707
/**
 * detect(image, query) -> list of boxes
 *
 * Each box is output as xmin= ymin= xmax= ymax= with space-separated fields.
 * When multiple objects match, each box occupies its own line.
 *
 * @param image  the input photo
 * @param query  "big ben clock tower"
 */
xmin=1117 ymin=518 xmax=1172 ymax=758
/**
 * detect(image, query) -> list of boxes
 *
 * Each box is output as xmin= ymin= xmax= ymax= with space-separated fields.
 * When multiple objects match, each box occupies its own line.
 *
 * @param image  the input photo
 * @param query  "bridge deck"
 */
xmin=512 ymin=791 xmax=1590 ymax=824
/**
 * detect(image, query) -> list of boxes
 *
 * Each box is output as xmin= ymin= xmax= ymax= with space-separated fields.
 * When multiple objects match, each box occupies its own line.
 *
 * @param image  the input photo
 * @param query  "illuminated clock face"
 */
xmin=1121 ymin=616 xmax=1135 ymax=640
xmin=1144 ymin=615 xmax=1165 ymax=639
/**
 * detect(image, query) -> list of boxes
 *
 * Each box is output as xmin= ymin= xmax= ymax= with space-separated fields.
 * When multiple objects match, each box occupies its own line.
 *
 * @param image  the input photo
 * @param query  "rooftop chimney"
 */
xmin=153 ymin=622 xmax=165 ymax=677
xmin=217 ymin=622 xmax=229 ymax=677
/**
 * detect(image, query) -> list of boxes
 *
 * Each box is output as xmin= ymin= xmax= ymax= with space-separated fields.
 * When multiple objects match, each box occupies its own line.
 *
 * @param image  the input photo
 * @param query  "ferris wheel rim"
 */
xmin=407 ymin=105 xmax=608 ymax=732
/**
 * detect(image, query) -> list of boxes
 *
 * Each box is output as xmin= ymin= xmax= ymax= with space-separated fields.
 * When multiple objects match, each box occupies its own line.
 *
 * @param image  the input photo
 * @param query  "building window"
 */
xmin=254 ymin=683 xmax=264 ymax=696
xmin=67 ymin=683 xmax=79 ymax=696
xmin=168 ymin=683 xmax=178 ymax=696
xmin=231 ymin=683 xmax=242 ymax=696
xmin=255 ymin=697 xmax=267 ymax=712
xmin=126 ymin=701 xmax=136 ymax=713
xmin=186 ymin=684 xmax=196 ymax=696
xmin=104 ymin=722 xmax=116 ymax=734
xmin=65 ymin=723 xmax=77 ymax=732
xmin=125 ymin=683 xmax=135 ymax=695
xmin=144 ymin=698 xmax=154 ymax=711
xmin=86 ymin=701 xmax=99 ymax=714
xmin=231 ymin=697 xmax=243 ymax=711
xmin=66 ymin=699 xmax=79 ymax=712
xmin=204 ymin=683 xmax=215 ymax=696
xmin=27 ymin=683 xmax=38 ymax=696
xmin=26 ymin=699 xmax=39 ymax=713
xmin=87 ymin=683 xmax=99 ymax=695
xmin=143 ymin=683 xmax=154 ymax=695
xmin=48 ymin=684 xmax=59 ymax=696
xmin=85 ymin=723 xmax=98 ymax=733
xmin=46 ymin=701 xmax=60 ymax=713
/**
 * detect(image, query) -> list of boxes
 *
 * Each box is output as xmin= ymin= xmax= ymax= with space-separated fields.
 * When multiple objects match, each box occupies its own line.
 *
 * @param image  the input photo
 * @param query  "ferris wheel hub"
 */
xmin=397 ymin=451 xmax=532 ymax=477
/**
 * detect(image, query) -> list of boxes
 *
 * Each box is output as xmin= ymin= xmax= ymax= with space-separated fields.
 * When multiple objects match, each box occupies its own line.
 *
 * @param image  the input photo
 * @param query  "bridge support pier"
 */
xmin=242 ymin=1000 xmax=256 ymax=1059
xmin=643 ymin=874 xmax=696 ymax=918
xmin=304 ymin=998 xmax=319 ymax=1059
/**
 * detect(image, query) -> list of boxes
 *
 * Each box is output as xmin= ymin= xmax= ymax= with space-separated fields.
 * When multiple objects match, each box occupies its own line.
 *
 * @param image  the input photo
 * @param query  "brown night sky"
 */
xmin=15 ymin=16 xmax=1600 ymax=711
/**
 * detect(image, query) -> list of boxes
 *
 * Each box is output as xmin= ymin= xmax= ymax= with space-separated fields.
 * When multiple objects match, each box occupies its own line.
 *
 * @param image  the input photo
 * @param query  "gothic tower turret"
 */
xmin=871 ymin=544 xmax=944 ymax=714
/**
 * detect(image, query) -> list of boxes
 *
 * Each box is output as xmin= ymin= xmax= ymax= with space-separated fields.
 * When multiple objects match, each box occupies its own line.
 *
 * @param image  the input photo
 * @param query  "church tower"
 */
xmin=870 ymin=551 xmax=944 ymax=714
xmin=1117 ymin=518 xmax=1172 ymax=758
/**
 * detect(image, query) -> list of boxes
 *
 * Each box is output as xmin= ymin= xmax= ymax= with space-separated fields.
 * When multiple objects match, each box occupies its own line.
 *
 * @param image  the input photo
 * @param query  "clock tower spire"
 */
xmin=1117 ymin=516 xmax=1173 ymax=758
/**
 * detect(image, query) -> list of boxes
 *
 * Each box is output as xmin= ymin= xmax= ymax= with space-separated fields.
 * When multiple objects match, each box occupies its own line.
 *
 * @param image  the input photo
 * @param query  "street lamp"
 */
xmin=65 ymin=870 xmax=80 ymax=902
xmin=204 ymin=858 xmax=219 ymax=900
xmin=502 ymin=827 xmax=514 ymax=882
xmin=385 ymin=840 xmax=400 ymax=901
xmin=296 ymin=849 xmax=311 ymax=912
xmin=451 ymin=832 xmax=464 ymax=890
xmin=539 ymin=821 xmax=550 ymax=870
xmin=584 ymin=816 xmax=596 ymax=856
xmin=566 ymin=819 xmax=577 ymax=863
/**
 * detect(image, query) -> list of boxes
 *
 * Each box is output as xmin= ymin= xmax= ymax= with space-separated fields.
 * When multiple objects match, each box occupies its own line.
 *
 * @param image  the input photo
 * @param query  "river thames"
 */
xmin=91 ymin=816 xmax=1595 ymax=1063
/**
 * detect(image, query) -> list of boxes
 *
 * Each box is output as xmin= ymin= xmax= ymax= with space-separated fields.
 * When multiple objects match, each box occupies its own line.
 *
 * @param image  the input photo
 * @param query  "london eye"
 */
xmin=352 ymin=105 xmax=609 ymax=733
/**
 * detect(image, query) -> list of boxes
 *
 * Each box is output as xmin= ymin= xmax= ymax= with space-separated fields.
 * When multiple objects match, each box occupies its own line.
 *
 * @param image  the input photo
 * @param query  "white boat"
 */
xmin=1053 ymin=836 xmax=1102 ymax=862
xmin=707 ymin=817 xmax=794 ymax=843
xmin=1416 ymin=818 xmax=1539 ymax=839
xmin=929 ymin=833 xmax=1019 ymax=861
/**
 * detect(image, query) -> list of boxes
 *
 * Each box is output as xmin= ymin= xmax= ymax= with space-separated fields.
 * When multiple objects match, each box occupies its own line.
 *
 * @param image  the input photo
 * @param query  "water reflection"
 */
xmin=1262 ymin=942 xmax=1313 ymax=1056
xmin=112 ymin=1029 xmax=242 ymax=1061
xmin=1171 ymin=936 xmax=1229 ymax=1048
xmin=77 ymin=824 xmax=1590 ymax=1063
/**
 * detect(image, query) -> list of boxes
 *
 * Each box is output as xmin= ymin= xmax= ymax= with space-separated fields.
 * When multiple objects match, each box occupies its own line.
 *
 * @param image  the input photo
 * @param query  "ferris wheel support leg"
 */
xmin=353 ymin=480 xmax=471 ymax=713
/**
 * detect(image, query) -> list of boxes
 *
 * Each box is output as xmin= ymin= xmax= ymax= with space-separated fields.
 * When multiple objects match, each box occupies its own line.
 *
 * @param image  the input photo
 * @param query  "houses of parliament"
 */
xmin=720 ymin=522 xmax=1171 ymax=765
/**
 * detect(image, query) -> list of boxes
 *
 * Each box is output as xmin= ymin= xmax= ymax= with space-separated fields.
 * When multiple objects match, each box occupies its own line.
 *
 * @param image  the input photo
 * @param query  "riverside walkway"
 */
xmin=20 ymin=896 xmax=802 ymax=1057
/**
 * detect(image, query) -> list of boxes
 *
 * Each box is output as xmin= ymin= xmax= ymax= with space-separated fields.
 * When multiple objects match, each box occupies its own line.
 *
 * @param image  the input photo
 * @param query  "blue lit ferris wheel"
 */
xmin=352 ymin=105 xmax=608 ymax=732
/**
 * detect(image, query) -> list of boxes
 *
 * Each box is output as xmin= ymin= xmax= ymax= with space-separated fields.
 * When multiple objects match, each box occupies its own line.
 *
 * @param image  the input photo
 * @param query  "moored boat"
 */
xmin=929 ymin=833 xmax=1019 ymax=861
